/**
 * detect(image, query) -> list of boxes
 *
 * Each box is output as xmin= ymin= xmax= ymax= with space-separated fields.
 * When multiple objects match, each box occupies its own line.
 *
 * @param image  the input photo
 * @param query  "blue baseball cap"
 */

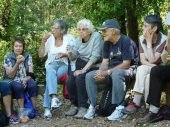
xmin=97 ymin=19 xmax=120 ymax=30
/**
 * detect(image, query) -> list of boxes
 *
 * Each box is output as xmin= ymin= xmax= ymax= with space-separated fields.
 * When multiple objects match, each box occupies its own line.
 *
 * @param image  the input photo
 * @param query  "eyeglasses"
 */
xmin=77 ymin=28 xmax=88 ymax=32
xmin=51 ymin=26 xmax=60 ymax=30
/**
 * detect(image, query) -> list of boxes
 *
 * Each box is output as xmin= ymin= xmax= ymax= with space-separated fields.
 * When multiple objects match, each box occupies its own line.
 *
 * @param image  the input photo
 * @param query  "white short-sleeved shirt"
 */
xmin=44 ymin=34 xmax=75 ymax=70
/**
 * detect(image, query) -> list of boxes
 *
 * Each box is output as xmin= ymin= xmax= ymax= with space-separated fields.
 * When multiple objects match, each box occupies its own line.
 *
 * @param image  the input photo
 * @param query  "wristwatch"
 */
xmin=107 ymin=69 xmax=111 ymax=75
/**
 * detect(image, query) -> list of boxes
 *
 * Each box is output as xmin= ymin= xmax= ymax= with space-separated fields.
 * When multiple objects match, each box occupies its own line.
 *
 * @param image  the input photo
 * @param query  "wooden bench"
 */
xmin=98 ymin=76 xmax=170 ymax=105
xmin=36 ymin=76 xmax=170 ymax=105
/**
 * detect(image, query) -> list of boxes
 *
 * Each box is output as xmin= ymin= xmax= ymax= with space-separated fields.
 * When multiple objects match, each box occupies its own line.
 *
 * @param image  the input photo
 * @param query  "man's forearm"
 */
xmin=99 ymin=63 xmax=108 ymax=71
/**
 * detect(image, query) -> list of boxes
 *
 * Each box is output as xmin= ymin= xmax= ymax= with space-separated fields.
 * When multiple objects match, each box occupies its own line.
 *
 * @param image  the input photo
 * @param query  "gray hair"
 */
xmin=77 ymin=19 xmax=94 ymax=33
xmin=114 ymin=28 xmax=120 ymax=34
xmin=53 ymin=19 xmax=68 ymax=35
xmin=144 ymin=15 xmax=163 ymax=33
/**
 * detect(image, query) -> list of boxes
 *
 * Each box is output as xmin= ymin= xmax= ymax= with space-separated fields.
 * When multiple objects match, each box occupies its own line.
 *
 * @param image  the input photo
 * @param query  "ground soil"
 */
xmin=10 ymin=95 xmax=170 ymax=127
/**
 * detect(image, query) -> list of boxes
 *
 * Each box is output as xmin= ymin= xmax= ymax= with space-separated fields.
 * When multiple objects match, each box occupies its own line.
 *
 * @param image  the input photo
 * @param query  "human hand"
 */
xmin=16 ymin=55 xmax=25 ymax=64
xmin=56 ymin=53 xmax=67 ymax=59
xmin=144 ymin=29 xmax=154 ymax=46
xmin=42 ymin=32 xmax=51 ymax=43
xmin=73 ymin=70 xmax=85 ymax=76
xmin=22 ymin=80 xmax=27 ymax=89
xmin=94 ymin=70 xmax=106 ymax=81
xmin=167 ymin=55 xmax=170 ymax=61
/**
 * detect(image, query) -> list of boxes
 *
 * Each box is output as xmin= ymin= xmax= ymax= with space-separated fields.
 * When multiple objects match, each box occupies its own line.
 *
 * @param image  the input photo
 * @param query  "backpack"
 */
xmin=24 ymin=92 xmax=36 ymax=119
xmin=96 ymin=88 xmax=117 ymax=116
xmin=0 ymin=112 xmax=9 ymax=127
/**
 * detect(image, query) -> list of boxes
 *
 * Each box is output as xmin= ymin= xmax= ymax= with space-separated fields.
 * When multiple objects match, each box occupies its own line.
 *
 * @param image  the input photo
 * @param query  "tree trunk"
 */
xmin=118 ymin=13 xmax=126 ymax=35
xmin=126 ymin=0 xmax=139 ymax=46
xmin=2 ymin=0 xmax=11 ymax=28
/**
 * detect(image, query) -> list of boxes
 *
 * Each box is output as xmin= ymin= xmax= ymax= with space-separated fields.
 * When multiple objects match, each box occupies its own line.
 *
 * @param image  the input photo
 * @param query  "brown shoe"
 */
xmin=136 ymin=111 xmax=157 ymax=125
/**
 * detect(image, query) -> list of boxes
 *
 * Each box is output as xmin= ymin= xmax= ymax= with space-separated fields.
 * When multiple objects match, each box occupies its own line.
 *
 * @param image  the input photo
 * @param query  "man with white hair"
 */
xmin=84 ymin=19 xmax=138 ymax=121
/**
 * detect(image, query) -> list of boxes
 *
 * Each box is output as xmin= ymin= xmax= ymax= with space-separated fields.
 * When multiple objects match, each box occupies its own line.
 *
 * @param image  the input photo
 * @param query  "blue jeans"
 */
xmin=86 ymin=69 xmax=127 ymax=107
xmin=10 ymin=79 xmax=37 ymax=99
xmin=0 ymin=80 xmax=11 ymax=96
xmin=43 ymin=61 xmax=68 ymax=108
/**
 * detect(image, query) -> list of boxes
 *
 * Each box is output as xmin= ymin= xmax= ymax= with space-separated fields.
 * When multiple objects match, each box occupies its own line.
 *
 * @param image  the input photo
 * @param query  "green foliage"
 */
xmin=0 ymin=0 xmax=170 ymax=83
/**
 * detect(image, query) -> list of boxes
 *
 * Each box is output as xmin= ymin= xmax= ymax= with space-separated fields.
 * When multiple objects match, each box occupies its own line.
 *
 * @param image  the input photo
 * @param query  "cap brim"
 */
xmin=97 ymin=26 xmax=108 ymax=30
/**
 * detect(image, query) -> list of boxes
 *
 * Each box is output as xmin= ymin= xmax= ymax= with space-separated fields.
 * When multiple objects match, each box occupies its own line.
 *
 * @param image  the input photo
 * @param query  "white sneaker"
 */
xmin=84 ymin=105 xmax=96 ymax=120
xmin=107 ymin=105 xmax=124 ymax=121
xmin=74 ymin=107 xmax=87 ymax=119
xmin=44 ymin=108 xmax=52 ymax=118
xmin=51 ymin=98 xmax=62 ymax=109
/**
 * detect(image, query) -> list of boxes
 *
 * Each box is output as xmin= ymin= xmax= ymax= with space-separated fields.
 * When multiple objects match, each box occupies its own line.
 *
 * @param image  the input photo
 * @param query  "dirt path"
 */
xmin=10 ymin=96 xmax=170 ymax=127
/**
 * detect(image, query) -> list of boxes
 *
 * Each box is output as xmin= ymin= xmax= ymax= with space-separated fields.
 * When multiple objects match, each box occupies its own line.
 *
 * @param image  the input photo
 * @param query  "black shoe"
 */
xmin=136 ymin=111 xmax=158 ymax=125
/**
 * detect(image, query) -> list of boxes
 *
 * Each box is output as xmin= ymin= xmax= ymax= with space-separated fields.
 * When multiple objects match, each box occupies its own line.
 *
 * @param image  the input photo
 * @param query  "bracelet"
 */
xmin=107 ymin=69 xmax=111 ymax=75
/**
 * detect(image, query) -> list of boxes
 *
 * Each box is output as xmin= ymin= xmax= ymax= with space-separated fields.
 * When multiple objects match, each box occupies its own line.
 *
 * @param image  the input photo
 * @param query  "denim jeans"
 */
xmin=10 ymin=79 xmax=37 ymax=99
xmin=0 ymin=80 xmax=11 ymax=96
xmin=43 ymin=61 xmax=68 ymax=108
xmin=86 ymin=69 xmax=127 ymax=107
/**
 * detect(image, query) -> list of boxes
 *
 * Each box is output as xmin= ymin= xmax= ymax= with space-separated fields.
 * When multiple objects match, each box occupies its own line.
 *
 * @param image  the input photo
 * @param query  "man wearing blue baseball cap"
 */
xmin=84 ymin=19 xmax=139 ymax=121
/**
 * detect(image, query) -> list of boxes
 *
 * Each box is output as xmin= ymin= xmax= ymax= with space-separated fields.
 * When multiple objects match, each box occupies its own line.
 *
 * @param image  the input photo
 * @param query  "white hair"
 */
xmin=77 ymin=19 xmax=94 ymax=32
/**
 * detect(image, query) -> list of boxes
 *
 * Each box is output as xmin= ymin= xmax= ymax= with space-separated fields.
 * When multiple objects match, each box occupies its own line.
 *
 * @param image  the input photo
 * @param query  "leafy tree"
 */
xmin=0 ymin=0 xmax=169 ymax=83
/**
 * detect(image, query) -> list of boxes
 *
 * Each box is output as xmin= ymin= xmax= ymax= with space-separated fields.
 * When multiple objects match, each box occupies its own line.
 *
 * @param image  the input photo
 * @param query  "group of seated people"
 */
xmin=0 ymin=11 xmax=170 ymax=126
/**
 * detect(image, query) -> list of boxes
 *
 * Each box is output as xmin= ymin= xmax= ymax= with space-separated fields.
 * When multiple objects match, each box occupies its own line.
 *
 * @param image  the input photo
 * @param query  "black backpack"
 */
xmin=0 ymin=112 xmax=9 ymax=127
xmin=96 ymin=89 xmax=117 ymax=116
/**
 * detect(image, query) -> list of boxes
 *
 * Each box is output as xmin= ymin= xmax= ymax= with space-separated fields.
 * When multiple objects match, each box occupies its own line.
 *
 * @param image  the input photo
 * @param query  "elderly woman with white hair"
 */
xmin=38 ymin=19 xmax=75 ymax=119
xmin=65 ymin=19 xmax=104 ymax=118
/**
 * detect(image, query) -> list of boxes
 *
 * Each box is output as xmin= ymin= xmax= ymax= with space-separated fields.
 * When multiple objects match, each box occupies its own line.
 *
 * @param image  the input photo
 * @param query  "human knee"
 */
xmin=27 ymin=79 xmax=37 ymax=88
xmin=76 ymin=73 xmax=85 ymax=82
xmin=86 ymin=71 xmax=96 ymax=81
xmin=137 ymin=65 xmax=148 ymax=72
xmin=46 ymin=64 xmax=56 ymax=74
xmin=13 ymin=83 xmax=24 ymax=92
xmin=111 ymin=70 xmax=125 ymax=78
xmin=150 ymin=66 xmax=160 ymax=76
xmin=0 ymin=82 xmax=11 ymax=96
